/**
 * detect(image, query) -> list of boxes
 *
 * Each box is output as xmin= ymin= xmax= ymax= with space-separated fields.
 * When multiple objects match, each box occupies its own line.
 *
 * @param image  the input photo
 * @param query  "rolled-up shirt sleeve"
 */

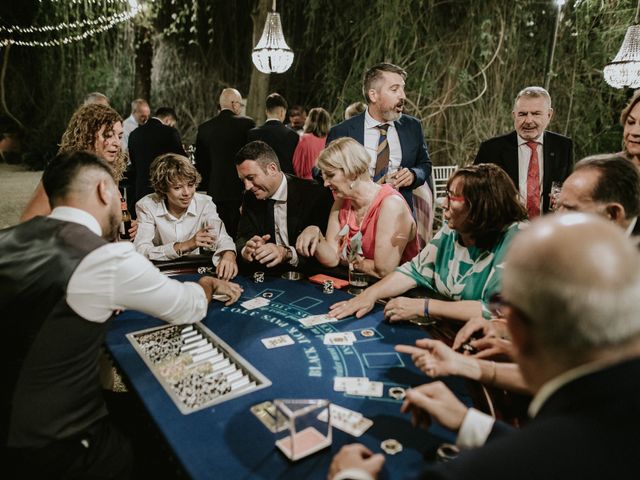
xmin=67 ymin=242 xmax=207 ymax=324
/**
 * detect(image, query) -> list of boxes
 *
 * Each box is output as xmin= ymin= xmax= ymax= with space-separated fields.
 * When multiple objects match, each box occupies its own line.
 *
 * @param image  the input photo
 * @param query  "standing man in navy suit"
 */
xmin=474 ymin=86 xmax=573 ymax=216
xmin=326 ymin=63 xmax=431 ymax=210
xmin=247 ymin=93 xmax=299 ymax=175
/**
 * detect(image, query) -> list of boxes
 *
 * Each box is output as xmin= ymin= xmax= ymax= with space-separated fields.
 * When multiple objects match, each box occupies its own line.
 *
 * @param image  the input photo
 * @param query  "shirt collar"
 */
xmin=49 ymin=206 xmax=102 ymax=236
xmin=528 ymin=358 xmax=612 ymax=418
xmin=270 ymin=174 xmax=288 ymax=202
xmin=517 ymin=133 xmax=545 ymax=147
xmin=364 ymin=108 xmax=393 ymax=129
xmin=156 ymin=195 xmax=197 ymax=220
xmin=625 ymin=217 xmax=638 ymax=237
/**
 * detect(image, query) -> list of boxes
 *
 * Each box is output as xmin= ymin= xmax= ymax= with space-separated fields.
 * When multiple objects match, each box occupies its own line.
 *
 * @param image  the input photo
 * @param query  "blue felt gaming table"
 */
xmin=105 ymin=274 xmax=475 ymax=479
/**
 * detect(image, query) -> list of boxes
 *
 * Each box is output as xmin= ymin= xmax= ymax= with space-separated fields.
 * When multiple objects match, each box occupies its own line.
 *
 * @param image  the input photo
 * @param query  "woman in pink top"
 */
xmin=296 ymin=138 xmax=419 ymax=278
xmin=292 ymin=107 xmax=331 ymax=179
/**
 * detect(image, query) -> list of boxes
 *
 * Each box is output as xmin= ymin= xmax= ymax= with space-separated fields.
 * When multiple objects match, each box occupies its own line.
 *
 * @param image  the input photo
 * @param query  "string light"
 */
xmin=1 ymin=0 xmax=140 ymax=48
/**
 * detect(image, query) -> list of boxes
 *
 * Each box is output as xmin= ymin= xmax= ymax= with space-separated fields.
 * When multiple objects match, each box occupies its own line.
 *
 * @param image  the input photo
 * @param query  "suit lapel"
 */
xmin=542 ymin=131 xmax=555 ymax=199
xmin=394 ymin=116 xmax=408 ymax=166
xmin=285 ymin=175 xmax=299 ymax=236
xmin=503 ymin=131 xmax=520 ymax=186
xmin=349 ymin=115 xmax=365 ymax=145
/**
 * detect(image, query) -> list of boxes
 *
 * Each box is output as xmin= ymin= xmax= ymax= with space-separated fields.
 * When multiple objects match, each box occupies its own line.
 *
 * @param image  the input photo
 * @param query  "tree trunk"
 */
xmin=134 ymin=24 xmax=153 ymax=101
xmin=247 ymin=0 xmax=270 ymax=124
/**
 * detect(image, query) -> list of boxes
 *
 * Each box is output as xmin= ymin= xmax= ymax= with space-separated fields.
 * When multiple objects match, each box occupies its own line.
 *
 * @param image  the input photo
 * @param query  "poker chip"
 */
xmin=262 ymin=292 xmax=274 ymax=299
xmin=380 ymin=438 xmax=403 ymax=455
xmin=388 ymin=386 xmax=406 ymax=400
xmin=360 ymin=329 xmax=375 ymax=337
xmin=253 ymin=271 xmax=265 ymax=283
xmin=436 ymin=443 xmax=460 ymax=462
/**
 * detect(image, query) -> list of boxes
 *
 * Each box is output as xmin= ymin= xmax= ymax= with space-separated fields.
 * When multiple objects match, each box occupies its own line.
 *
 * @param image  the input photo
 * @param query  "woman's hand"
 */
xmin=295 ymin=225 xmax=322 ymax=257
xmin=384 ymin=297 xmax=423 ymax=322
xmin=329 ymin=292 xmax=376 ymax=320
xmin=396 ymin=338 xmax=470 ymax=378
xmin=216 ymin=251 xmax=238 ymax=281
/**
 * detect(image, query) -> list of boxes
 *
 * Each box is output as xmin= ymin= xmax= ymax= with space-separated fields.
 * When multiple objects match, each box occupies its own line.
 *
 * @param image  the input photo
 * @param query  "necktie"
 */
xmin=526 ymin=141 xmax=541 ymax=218
xmin=374 ymin=124 xmax=390 ymax=182
xmin=265 ymin=199 xmax=277 ymax=244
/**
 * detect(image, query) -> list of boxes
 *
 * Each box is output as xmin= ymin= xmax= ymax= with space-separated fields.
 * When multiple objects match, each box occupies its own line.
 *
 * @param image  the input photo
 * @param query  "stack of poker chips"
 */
xmin=323 ymin=280 xmax=334 ymax=294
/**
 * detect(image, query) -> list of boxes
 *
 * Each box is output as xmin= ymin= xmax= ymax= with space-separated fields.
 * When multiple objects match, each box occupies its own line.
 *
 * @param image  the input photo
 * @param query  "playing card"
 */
xmin=299 ymin=314 xmax=338 ymax=327
xmin=342 ymin=378 xmax=384 ymax=398
xmin=241 ymin=297 xmax=271 ymax=310
xmin=323 ymin=332 xmax=356 ymax=345
xmin=261 ymin=334 xmax=295 ymax=349
xmin=317 ymin=404 xmax=372 ymax=437
xmin=333 ymin=376 xmax=367 ymax=392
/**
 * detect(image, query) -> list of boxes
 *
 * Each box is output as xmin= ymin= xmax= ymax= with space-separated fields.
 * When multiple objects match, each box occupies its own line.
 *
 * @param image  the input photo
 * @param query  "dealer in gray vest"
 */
xmin=0 ymin=151 xmax=243 ymax=478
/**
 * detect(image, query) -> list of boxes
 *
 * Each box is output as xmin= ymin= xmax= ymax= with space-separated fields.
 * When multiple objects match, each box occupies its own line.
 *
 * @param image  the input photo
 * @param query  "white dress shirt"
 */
xmin=134 ymin=192 xmax=235 ymax=264
xmin=269 ymin=174 xmax=299 ymax=266
xmin=517 ymin=133 xmax=545 ymax=210
xmin=364 ymin=109 xmax=402 ymax=177
xmin=122 ymin=114 xmax=138 ymax=153
xmin=50 ymin=206 xmax=208 ymax=324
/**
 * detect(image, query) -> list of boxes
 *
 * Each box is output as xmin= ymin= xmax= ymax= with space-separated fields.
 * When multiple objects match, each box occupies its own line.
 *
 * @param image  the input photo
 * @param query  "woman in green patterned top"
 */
xmin=330 ymin=164 xmax=527 ymax=322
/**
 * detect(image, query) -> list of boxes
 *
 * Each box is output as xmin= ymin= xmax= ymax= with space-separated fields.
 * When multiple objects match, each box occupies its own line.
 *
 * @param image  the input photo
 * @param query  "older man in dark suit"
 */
xmin=474 ymin=86 xmax=573 ymax=216
xmin=127 ymin=107 xmax=184 ymax=207
xmin=235 ymin=141 xmax=332 ymax=271
xmin=328 ymin=213 xmax=640 ymax=480
xmin=326 ymin=63 xmax=431 ymax=210
xmin=247 ymin=93 xmax=299 ymax=175
xmin=195 ymin=88 xmax=255 ymax=238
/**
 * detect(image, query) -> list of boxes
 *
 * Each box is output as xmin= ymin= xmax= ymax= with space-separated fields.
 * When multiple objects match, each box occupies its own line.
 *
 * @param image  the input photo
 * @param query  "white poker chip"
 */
xmin=360 ymin=329 xmax=375 ymax=337
xmin=380 ymin=438 xmax=403 ymax=455
xmin=436 ymin=443 xmax=460 ymax=462
xmin=262 ymin=292 xmax=274 ymax=299
xmin=388 ymin=387 xmax=406 ymax=400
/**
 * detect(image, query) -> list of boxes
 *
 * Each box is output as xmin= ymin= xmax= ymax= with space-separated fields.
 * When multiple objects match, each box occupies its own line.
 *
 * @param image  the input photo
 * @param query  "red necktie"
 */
xmin=526 ymin=141 xmax=541 ymax=218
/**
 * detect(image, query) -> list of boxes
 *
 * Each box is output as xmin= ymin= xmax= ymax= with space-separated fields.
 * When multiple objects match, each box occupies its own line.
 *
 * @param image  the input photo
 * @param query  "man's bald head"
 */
xmin=503 ymin=213 xmax=640 ymax=363
xmin=219 ymin=88 xmax=243 ymax=114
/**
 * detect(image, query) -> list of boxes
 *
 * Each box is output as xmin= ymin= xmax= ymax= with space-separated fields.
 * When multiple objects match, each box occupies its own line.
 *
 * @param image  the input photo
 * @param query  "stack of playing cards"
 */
xmin=323 ymin=332 xmax=356 ymax=345
xmin=334 ymin=376 xmax=383 ymax=397
xmin=317 ymin=404 xmax=373 ymax=437
xmin=261 ymin=334 xmax=295 ymax=349
xmin=241 ymin=297 xmax=270 ymax=310
xmin=299 ymin=314 xmax=338 ymax=327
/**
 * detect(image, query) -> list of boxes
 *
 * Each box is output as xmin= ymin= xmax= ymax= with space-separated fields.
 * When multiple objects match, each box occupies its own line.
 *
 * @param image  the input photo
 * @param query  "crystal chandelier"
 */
xmin=604 ymin=1 xmax=640 ymax=88
xmin=251 ymin=0 xmax=294 ymax=74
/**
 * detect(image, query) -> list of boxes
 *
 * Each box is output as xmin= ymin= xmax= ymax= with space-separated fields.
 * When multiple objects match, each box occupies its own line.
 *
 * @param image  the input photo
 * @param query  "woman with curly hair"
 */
xmin=20 ymin=104 xmax=126 ymax=221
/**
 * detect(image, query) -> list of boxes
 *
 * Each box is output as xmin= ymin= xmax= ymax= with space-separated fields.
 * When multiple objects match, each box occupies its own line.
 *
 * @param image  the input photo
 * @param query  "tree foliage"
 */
xmin=1 ymin=0 xmax=636 ymax=167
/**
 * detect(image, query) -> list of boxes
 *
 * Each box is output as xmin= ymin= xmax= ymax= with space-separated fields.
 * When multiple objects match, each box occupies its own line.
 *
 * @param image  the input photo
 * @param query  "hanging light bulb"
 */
xmin=604 ymin=1 xmax=640 ymax=88
xmin=251 ymin=0 xmax=294 ymax=74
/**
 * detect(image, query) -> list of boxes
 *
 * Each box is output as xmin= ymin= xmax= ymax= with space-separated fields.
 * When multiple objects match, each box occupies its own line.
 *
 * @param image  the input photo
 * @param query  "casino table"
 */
xmin=105 ymin=273 xmax=478 ymax=479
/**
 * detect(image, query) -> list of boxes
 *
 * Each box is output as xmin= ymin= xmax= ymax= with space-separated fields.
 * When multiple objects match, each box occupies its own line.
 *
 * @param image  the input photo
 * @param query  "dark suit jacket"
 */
xmin=422 ymin=358 xmax=640 ymax=480
xmin=474 ymin=130 xmax=573 ymax=213
xmin=127 ymin=118 xmax=185 ymax=206
xmin=236 ymin=174 xmax=333 ymax=269
xmin=326 ymin=113 xmax=432 ymax=208
xmin=247 ymin=120 xmax=299 ymax=175
xmin=194 ymin=109 xmax=255 ymax=204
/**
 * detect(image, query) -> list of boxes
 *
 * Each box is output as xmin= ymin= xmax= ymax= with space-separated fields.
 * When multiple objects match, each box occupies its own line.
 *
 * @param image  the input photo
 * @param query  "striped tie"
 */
xmin=374 ymin=124 xmax=390 ymax=182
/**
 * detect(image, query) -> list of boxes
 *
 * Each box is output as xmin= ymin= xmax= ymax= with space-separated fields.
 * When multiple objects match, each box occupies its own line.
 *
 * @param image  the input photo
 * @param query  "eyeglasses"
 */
xmin=446 ymin=190 xmax=465 ymax=203
xmin=488 ymin=292 xmax=531 ymax=325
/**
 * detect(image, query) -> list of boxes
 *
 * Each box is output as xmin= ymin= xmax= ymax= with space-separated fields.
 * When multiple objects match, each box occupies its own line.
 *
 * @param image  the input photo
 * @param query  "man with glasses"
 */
xmin=195 ymin=88 xmax=256 ymax=238
xmin=329 ymin=213 xmax=640 ymax=479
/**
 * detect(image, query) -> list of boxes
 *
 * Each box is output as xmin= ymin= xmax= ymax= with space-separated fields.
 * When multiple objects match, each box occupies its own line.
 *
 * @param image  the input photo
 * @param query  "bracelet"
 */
xmin=423 ymin=297 xmax=431 ymax=320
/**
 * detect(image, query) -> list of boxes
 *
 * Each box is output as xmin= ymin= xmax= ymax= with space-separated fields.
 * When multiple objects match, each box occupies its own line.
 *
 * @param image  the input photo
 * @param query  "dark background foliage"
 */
xmin=0 ymin=0 xmax=635 ymax=168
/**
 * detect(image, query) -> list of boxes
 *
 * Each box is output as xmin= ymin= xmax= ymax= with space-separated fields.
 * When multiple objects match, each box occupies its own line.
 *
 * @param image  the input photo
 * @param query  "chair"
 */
xmin=432 ymin=165 xmax=458 ymax=229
